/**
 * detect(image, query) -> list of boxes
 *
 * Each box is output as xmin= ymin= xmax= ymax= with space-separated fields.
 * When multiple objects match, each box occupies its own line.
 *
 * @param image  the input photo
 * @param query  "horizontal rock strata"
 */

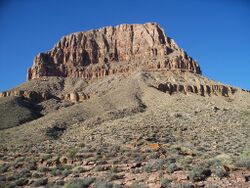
xmin=63 ymin=92 xmax=92 ymax=102
xmin=0 ymin=90 xmax=51 ymax=103
xmin=0 ymin=90 xmax=93 ymax=103
xmin=27 ymin=23 xmax=201 ymax=80
xmin=157 ymin=83 xmax=237 ymax=97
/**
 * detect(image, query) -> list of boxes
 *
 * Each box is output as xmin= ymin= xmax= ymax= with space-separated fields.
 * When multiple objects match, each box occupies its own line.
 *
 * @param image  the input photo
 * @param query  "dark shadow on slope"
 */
xmin=83 ymin=98 xmax=147 ymax=127
xmin=0 ymin=96 xmax=42 ymax=130
xmin=45 ymin=122 xmax=67 ymax=139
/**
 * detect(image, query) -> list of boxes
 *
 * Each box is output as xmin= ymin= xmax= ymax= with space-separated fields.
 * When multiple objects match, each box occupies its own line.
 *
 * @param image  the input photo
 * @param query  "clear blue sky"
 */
xmin=0 ymin=0 xmax=249 ymax=92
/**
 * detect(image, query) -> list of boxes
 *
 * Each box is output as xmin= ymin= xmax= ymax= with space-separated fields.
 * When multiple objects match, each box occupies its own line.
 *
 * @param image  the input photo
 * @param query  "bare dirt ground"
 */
xmin=0 ymin=70 xmax=250 ymax=187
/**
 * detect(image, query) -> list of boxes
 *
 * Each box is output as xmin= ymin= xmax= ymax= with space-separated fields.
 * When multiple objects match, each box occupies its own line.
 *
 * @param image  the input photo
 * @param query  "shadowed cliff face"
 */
xmin=27 ymin=23 xmax=201 ymax=80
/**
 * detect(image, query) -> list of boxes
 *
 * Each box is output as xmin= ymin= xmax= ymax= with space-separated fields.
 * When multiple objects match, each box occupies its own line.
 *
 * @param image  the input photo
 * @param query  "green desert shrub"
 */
xmin=209 ymin=159 xmax=229 ymax=178
xmin=73 ymin=166 xmax=87 ymax=174
xmin=106 ymin=172 xmax=123 ymax=181
xmin=235 ymin=150 xmax=250 ymax=169
xmin=240 ymin=150 xmax=250 ymax=159
xmin=212 ymin=165 xmax=229 ymax=178
xmin=160 ymin=177 xmax=172 ymax=188
xmin=62 ymin=169 xmax=71 ymax=177
xmin=64 ymin=178 xmax=94 ymax=188
xmin=167 ymin=163 xmax=179 ymax=173
xmin=143 ymin=164 xmax=153 ymax=173
xmin=31 ymin=172 xmax=43 ymax=178
xmin=32 ymin=178 xmax=48 ymax=187
xmin=235 ymin=159 xmax=250 ymax=169
xmin=178 ymin=156 xmax=193 ymax=167
xmin=149 ymin=152 xmax=160 ymax=159
xmin=62 ymin=164 xmax=73 ymax=170
xmin=13 ymin=177 xmax=28 ymax=186
xmin=26 ymin=160 xmax=37 ymax=170
xmin=94 ymin=179 xmax=122 ymax=188
xmin=134 ymin=154 xmax=146 ymax=162
xmin=0 ymin=163 xmax=9 ymax=173
xmin=110 ymin=166 xmax=121 ymax=173
xmin=67 ymin=148 xmax=78 ymax=159
xmin=143 ymin=159 xmax=165 ymax=172
xmin=40 ymin=153 xmax=51 ymax=160
xmin=18 ymin=169 xmax=32 ymax=178
xmin=214 ymin=154 xmax=233 ymax=165
xmin=188 ymin=166 xmax=211 ymax=182
xmin=95 ymin=165 xmax=109 ymax=172
xmin=38 ymin=166 xmax=49 ymax=172
xmin=51 ymin=168 xmax=62 ymax=176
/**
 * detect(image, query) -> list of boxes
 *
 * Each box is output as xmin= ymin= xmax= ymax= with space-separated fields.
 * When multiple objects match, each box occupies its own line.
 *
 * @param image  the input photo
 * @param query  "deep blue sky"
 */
xmin=0 ymin=0 xmax=249 ymax=91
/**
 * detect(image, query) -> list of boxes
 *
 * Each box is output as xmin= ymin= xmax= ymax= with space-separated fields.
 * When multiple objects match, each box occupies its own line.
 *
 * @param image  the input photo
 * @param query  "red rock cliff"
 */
xmin=27 ymin=23 xmax=201 ymax=80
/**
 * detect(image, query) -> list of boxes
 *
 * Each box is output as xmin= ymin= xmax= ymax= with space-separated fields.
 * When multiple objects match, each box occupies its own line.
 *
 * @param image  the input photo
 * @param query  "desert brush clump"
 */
xmin=160 ymin=177 xmax=172 ymax=188
xmin=188 ymin=165 xmax=212 ymax=182
xmin=234 ymin=150 xmax=250 ymax=169
xmin=64 ymin=178 xmax=95 ymax=188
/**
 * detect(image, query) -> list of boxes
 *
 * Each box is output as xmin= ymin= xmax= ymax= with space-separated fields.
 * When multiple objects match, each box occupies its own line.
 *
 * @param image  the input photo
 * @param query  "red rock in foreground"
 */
xmin=27 ymin=23 xmax=201 ymax=80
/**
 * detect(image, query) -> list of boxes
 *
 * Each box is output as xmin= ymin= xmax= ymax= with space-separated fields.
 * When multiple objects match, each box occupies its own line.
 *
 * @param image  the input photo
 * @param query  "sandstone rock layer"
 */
xmin=0 ymin=23 xmax=242 ymax=104
xmin=0 ymin=90 xmax=94 ymax=103
xmin=27 ymin=23 xmax=201 ymax=80
xmin=0 ymin=90 xmax=51 ymax=103
xmin=157 ymin=83 xmax=237 ymax=97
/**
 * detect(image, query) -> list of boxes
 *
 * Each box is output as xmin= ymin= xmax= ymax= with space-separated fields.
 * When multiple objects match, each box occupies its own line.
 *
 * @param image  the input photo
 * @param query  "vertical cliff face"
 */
xmin=27 ymin=23 xmax=201 ymax=80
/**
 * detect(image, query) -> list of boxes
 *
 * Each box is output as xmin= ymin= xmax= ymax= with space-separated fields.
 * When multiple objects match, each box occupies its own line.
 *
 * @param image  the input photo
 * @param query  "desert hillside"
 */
xmin=0 ymin=23 xmax=250 ymax=188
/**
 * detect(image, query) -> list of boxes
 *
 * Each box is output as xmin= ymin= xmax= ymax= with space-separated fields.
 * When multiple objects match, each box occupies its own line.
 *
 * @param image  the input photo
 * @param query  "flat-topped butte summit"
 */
xmin=0 ymin=22 xmax=250 ymax=188
xmin=27 ymin=23 xmax=201 ymax=80
xmin=0 ymin=23 xmax=242 ymax=104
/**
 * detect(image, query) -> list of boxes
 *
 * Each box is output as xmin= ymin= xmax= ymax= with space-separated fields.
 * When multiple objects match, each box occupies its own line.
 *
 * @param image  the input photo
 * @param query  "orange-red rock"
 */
xmin=27 ymin=23 xmax=201 ymax=80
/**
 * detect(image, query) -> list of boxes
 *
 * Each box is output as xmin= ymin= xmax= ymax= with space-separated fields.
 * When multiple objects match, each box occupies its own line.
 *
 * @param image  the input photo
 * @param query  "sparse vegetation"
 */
xmin=160 ymin=177 xmax=172 ymax=188
xmin=235 ymin=150 xmax=250 ymax=169
xmin=0 ymin=164 xmax=9 ymax=173
xmin=129 ymin=182 xmax=149 ymax=188
xmin=67 ymin=148 xmax=78 ymax=159
xmin=94 ymin=179 xmax=122 ymax=188
xmin=32 ymin=177 xmax=48 ymax=187
xmin=188 ymin=166 xmax=211 ymax=182
xmin=0 ymin=71 xmax=250 ymax=187
xmin=167 ymin=163 xmax=179 ymax=173
xmin=64 ymin=178 xmax=94 ymax=188
xmin=235 ymin=159 xmax=250 ymax=169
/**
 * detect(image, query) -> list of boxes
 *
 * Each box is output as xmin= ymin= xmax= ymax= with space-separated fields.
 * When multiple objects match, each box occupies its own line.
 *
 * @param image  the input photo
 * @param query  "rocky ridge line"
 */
xmin=0 ymin=83 xmax=238 ymax=104
xmin=0 ymin=90 xmax=51 ymax=103
xmin=0 ymin=90 xmax=94 ymax=103
xmin=157 ymin=83 xmax=237 ymax=97
xmin=27 ymin=22 xmax=201 ymax=80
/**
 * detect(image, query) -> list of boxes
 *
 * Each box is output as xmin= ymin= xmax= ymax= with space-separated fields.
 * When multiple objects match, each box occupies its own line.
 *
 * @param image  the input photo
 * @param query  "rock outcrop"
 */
xmin=27 ymin=23 xmax=201 ymax=80
xmin=0 ymin=90 xmax=94 ymax=103
xmin=64 ymin=92 xmax=92 ymax=102
xmin=0 ymin=90 xmax=51 ymax=103
xmin=0 ymin=22 xmax=241 ymax=103
xmin=157 ymin=83 xmax=237 ymax=97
